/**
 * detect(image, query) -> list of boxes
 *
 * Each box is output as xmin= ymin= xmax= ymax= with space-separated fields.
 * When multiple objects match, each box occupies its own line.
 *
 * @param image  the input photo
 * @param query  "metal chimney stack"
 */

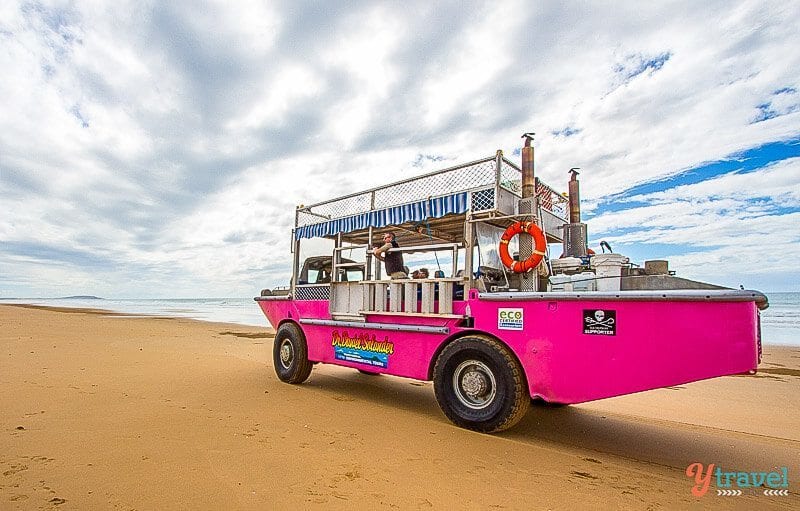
xmin=521 ymin=134 xmax=535 ymax=199
xmin=562 ymin=168 xmax=588 ymax=258
xmin=568 ymin=168 xmax=581 ymax=223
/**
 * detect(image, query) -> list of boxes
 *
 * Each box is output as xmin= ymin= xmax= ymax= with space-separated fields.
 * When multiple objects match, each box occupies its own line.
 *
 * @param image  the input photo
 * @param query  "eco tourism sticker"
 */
xmin=498 ymin=308 xmax=524 ymax=330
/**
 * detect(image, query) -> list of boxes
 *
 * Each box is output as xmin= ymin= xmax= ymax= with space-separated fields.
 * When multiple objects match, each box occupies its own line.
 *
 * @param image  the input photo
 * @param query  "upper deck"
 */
xmin=294 ymin=152 xmax=568 ymax=245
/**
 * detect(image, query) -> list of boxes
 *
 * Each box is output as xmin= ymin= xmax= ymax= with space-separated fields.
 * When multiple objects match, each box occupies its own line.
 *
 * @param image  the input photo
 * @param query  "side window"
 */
xmin=346 ymin=269 xmax=364 ymax=282
xmin=297 ymin=238 xmax=334 ymax=285
xmin=316 ymin=270 xmax=331 ymax=283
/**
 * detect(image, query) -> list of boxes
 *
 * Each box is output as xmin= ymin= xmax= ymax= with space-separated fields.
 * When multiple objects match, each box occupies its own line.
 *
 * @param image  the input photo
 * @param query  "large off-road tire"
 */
xmin=273 ymin=323 xmax=313 ymax=384
xmin=433 ymin=336 xmax=530 ymax=433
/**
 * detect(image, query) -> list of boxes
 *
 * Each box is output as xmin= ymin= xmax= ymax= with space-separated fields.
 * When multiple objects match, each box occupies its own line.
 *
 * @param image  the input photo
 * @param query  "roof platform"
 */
xmin=294 ymin=152 xmax=569 ymax=246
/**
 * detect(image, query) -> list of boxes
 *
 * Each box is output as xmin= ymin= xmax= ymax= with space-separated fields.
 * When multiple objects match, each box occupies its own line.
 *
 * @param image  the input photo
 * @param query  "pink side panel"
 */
xmin=467 ymin=298 xmax=759 ymax=403
xmin=257 ymin=299 xmax=458 ymax=380
xmin=257 ymin=296 xmax=760 ymax=404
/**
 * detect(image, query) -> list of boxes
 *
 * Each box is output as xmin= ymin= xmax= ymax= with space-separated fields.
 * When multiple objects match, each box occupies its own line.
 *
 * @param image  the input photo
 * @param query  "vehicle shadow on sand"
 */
xmin=298 ymin=368 xmax=799 ymax=475
xmin=510 ymin=405 xmax=799 ymax=474
xmin=301 ymin=368 xmax=438 ymax=417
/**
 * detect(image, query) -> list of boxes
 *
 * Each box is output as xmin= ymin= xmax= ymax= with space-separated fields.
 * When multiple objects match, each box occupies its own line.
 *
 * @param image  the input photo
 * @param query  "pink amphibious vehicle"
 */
xmin=256 ymin=135 xmax=768 ymax=433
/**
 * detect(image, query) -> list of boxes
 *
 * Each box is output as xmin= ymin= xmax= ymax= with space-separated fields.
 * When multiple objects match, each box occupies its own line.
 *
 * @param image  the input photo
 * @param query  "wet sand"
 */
xmin=1 ymin=304 xmax=797 ymax=509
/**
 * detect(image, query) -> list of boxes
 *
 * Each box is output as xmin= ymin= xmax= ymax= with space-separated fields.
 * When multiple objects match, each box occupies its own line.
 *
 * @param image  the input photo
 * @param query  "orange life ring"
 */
xmin=499 ymin=221 xmax=547 ymax=273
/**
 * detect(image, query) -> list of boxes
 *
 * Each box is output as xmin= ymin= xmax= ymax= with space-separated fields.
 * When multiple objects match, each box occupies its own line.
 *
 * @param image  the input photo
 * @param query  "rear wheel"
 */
xmin=273 ymin=323 xmax=313 ymax=383
xmin=433 ymin=336 xmax=530 ymax=432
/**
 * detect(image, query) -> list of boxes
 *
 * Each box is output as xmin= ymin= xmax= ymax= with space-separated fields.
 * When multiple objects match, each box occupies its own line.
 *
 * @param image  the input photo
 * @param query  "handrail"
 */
xmin=334 ymin=244 xmax=369 ymax=251
xmin=358 ymin=277 xmax=465 ymax=284
xmin=479 ymin=289 xmax=769 ymax=310
xmin=332 ymin=244 xmax=369 ymax=283
xmin=297 ymin=155 xmax=496 ymax=211
xmin=384 ymin=242 xmax=461 ymax=253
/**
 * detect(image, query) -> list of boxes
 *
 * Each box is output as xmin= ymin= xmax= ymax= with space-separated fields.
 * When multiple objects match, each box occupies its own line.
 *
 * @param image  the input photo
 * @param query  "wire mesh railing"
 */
xmin=296 ymin=154 xmax=568 ymax=228
xmin=536 ymin=179 xmax=569 ymax=219
xmin=372 ymin=159 xmax=496 ymax=210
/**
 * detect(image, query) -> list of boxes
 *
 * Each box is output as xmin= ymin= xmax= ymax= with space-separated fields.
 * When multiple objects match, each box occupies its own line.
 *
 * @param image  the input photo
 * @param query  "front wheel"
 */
xmin=273 ymin=323 xmax=313 ymax=384
xmin=433 ymin=336 xmax=530 ymax=433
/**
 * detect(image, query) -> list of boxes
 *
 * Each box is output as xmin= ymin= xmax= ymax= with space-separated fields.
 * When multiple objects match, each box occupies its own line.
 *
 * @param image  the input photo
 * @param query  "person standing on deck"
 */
xmin=373 ymin=232 xmax=407 ymax=279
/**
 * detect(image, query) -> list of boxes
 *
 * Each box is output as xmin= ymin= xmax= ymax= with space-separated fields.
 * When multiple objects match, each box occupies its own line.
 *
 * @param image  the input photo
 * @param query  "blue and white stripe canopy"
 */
xmin=295 ymin=192 xmax=468 ymax=240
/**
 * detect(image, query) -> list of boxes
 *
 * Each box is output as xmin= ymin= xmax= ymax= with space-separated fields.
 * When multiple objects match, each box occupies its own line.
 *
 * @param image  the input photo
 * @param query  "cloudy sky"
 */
xmin=1 ymin=0 xmax=799 ymax=298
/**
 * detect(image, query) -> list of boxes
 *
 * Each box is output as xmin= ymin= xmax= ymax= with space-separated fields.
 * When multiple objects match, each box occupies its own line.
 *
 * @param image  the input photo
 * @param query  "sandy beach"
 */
xmin=1 ymin=304 xmax=797 ymax=510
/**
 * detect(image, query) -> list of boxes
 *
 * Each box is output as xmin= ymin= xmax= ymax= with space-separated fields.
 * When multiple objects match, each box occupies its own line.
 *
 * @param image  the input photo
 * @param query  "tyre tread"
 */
xmin=274 ymin=322 xmax=313 ymax=384
xmin=433 ymin=334 xmax=530 ymax=433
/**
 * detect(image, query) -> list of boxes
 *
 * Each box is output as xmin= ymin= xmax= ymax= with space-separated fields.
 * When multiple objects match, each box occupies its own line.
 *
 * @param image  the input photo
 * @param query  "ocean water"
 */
xmin=1 ymin=292 xmax=797 ymax=345
xmin=759 ymin=292 xmax=799 ymax=347
xmin=0 ymin=297 xmax=267 ymax=327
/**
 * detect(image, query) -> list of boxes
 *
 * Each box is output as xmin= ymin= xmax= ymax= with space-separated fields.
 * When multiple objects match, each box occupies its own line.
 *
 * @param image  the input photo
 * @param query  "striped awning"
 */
xmin=295 ymin=192 xmax=468 ymax=239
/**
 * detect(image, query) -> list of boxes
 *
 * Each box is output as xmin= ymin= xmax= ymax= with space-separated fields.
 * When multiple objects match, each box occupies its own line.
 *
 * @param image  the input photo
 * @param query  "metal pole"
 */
xmin=463 ymin=212 xmax=473 ymax=294
xmin=519 ymin=133 xmax=537 ymax=291
xmin=366 ymin=226 xmax=374 ymax=280
xmin=367 ymin=191 xmax=376 ymax=280
xmin=334 ymin=232 xmax=342 ymax=282
xmin=494 ymin=150 xmax=502 ymax=213
xmin=291 ymin=208 xmax=301 ymax=296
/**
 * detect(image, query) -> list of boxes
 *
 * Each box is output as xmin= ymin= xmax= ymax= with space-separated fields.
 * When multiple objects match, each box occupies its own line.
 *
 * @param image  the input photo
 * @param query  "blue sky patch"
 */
xmin=614 ymin=52 xmax=672 ymax=81
xmin=752 ymin=87 xmax=799 ymax=123
xmin=552 ymin=126 xmax=582 ymax=137
xmin=590 ymin=138 xmax=800 ymax=217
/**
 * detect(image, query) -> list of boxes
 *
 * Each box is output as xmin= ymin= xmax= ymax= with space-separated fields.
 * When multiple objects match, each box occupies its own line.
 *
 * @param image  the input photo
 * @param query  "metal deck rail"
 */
xmin=295 ymin=154 xmax=568 ymax=230
xmin=330 ymin=278 xmax=465 ymax=320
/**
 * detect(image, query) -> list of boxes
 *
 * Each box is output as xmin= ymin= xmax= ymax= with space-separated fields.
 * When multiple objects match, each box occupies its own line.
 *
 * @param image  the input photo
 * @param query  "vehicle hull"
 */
xmin=256 ymin=291 xmax=761 ymax=404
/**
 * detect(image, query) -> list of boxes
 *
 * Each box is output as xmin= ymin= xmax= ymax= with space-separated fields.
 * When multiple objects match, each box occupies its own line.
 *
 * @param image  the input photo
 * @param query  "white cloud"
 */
xmin=624 ymin=157 xmax=800 ymax=206
xmin=418 ymin=1 xmax=523 ymax=129
xmin=1 ymin=0 xmax=800 ymax=297
xmin=586 ymin=158 xmax=800 ymax=289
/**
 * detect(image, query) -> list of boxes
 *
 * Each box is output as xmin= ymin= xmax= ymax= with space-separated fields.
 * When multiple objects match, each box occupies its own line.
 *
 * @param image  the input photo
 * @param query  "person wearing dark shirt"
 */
xmin=373 ymin=232 xmax=407 ymax=279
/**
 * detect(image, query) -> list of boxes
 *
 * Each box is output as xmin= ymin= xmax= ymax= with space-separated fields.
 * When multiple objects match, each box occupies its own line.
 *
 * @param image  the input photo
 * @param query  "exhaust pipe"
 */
xmin=568 ymin=167 xmax=581 ymax=223
xmin=562 ymin=167 xmax=588 ymax=258
xmin=521 ymin=133 xmax=535 ymax=199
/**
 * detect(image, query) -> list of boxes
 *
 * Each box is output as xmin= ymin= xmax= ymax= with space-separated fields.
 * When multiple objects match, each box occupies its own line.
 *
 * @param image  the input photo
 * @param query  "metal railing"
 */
xmin=296 ymin=154 xmax=568 ymax=229
xmin=330 ymin=278 xmax=465 ymax=319
xmin=536 ymin=178 xmax=568 ymax=220
xmin=332 ymin=244 xmax=368 ymax=283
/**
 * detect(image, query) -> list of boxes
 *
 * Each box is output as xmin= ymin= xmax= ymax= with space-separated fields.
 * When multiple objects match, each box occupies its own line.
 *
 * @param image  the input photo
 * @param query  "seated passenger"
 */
xmin=413 ymin=268 xmax=429 ymax=279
